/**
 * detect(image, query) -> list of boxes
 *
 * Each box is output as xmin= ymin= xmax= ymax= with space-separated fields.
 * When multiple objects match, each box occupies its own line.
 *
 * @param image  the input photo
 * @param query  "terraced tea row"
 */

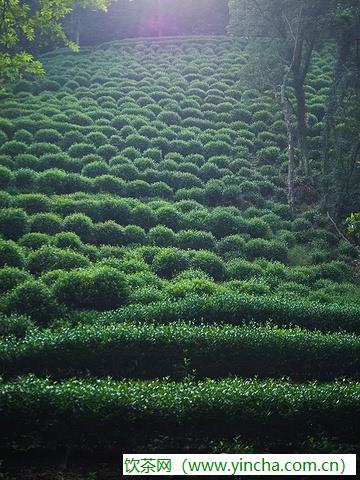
xmin=0 ymin=377 xmax=358 ymax=451
xmin=1 ymin=322 xmax=358 ymax=381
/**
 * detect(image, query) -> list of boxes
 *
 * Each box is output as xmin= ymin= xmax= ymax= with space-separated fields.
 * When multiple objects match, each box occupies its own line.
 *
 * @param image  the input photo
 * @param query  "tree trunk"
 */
xmin=279 ymin=73 xmax=295 ymax=212
xmin=293 ymin=77 xmax=309 ymax=176
xmin=320 ymin=41 xmax=351 ymax=213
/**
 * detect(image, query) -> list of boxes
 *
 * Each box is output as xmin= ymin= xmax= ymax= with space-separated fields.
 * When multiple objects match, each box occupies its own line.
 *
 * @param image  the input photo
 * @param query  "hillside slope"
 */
xmin=0 ymin=37 xmax=359 ymax=473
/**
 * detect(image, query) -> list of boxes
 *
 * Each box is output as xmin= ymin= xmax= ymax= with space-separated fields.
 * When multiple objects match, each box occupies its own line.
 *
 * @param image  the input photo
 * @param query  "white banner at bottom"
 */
xmin=123 ymin=454 xmax=356 ymax=476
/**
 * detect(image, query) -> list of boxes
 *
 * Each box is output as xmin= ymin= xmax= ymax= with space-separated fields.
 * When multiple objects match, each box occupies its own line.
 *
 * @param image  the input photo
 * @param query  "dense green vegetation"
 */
xmin=0 ymin=30 xmax=359 ymax=475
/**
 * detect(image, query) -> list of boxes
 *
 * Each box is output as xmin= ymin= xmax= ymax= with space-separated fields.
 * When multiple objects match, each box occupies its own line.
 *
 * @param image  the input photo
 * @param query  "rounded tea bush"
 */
xmin=13 ymin=168 xmax=38 ymax=191
xmin=30 ymin=213 xmax=63 ymax=235
xmin=190 ymin=250 xmax=225 ymax=281
xmin=0 ymin=140 xmax=27 ymax=157
xmin=63 ymin=213 xmax=94 ymax=243
xmin=19 ymin=232 xmax=50 ymax=250
xmin=0 ymin=267 xmax=31 ymax=294
xmin=0 ymin=207 xmax=29 ymax=241
xmin=148 ymin=225 xmax=176 ymax=247
xmin=27 ymin=245 xmax=91 ymax=275
xmin=0 ymin=312 xmax=34 ymax=338
xmin=82 ymin=161 xmax=110 ymax=178
xmin=0 ymin=166 xmax=14 ymax=189
xmin=0 ymin=240 xmax=25 ymax=268
xmin=152 ymin=249 xmax=191 ymax=278
xmin=6 ymin=280 xmax=57 ymax=325
xmin=177 ymin=229 xmax=216 ymax=251
xmin=54 ymin=266 xmax=129 ymax=310
xmin=218 ymin=235 xmax=247 ymax=258
xmin=226 ymin=258 xmax=264 ymax=280
xmin=246 ymin=239 xmax=288 ymax=262
xmin=52 ymin=232 xmax=84 ymax=251
xmin=165 ymin=276 xmax=218 ymax=300
xmin=95 ymin=221 xmax=124 ymax=246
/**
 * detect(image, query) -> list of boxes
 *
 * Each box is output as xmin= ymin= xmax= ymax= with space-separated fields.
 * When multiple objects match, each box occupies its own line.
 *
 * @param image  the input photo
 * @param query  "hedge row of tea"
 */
xmin=0 ymin=37 xmax=359 ymax=454
xmin=1 ymin=323 xmax=359 ymax=381
xmin=0 ymin=377 xmax=359 ymax=451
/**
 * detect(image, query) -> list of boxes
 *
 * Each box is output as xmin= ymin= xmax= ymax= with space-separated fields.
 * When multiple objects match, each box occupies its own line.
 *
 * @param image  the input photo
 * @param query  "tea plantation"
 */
xmin=0 ymin=36 xmax=359 ymax=466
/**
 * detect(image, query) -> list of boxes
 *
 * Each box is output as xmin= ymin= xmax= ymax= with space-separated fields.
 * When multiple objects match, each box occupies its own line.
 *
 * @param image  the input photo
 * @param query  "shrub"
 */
xmin=0 ymin=312 xmax=34 ymax=338
xmin=13 ymin=129 xmax=33 ymax=144
xmin=315 ymin=261 xmax=353 ymax=283
xmin=204 ymin=180 xmax=223 ymax=205
xmin=0 ymin=166 xmax=14 ymax=189
xmin=95 ymin=221 xmax=124 ymax=246
xmin=68 ymin=143 xmax=96 ymax=158
xmin=127 ymin=180 xmax=152 ymax=198
xmin=40 ymin=153 xmax=79 ymax=172
xmin=30 ymin=213 xmax=63 ymax=235
xmin=27 ymin=142 xmax=61 ymax=156
xmin=93 ymin=175 xmax=125 ymax=195
xmin=97 ymin=144 xmax=118 ymax=161
xmin=0 ymin=267 xmax=31 ymax=294
xmin=0 ymin=191 xmax=11 ymax=209
xmin=129 ymin=286 xmax=163 ymax=304
xmin=143 ymin=148 xmax=162 ymax=161
xmin=0 ymin=141 xmax=27 ymax=156
xmin=190 ymin=251 xmax=225 ymax=281
xmin=63 ymin=214 xmax=94 ymax=242
xmin=126 ymin=134 xmax=151 ymax=151
xmin=54 ymin=266 xmax=128 ymax=310
xmin=14 ymin=154 xmax=39 ymax=171
xmin=227 ymin=278 xmax=271 ymax=296
xmin=0 ymin=154 xmax=13 ymax=169
xmin=157 ymin=111 xmax=181 ymax=124
xmin=86 ymin=132 xmax=108 ymax=147
xmin=246 ymin=218 xmax=271 ymax=238
xmin=0 ymin=208 xmax=29 ymax=240
xmin=148 ymin=226 xmax=176 ymax=247
xmin=226 ymin=259 xmax=264 ymax=280
xmin=166 ymin=277 xmax=218 ymax=299
xmin=122 ymin=146 xmax=140 ymax=160
xmin=208 ymin=208 xmax=240 ymax=238
xmin=34 ymin=129 xmax=62 ymax=144
xmin=258 ymin=146 xmax=281 ymax=164
xmin=246 ymin=239 xmax=288 ymax=262
xmin=152 ymin=249 xmax=191 ymax=278
xmin=69 ymin=112 xmax=93 ymax=126
xmin=152 ymin=182 xmax=173 ymax=199
xmin=82 ymin=161 xmax=110 ymax=178
xmin=6 ymin=280 xmax=57 ymax=325
xmin=292 ymin=218 xmax=313 ymax=232
xmin=131 ymin=205 xmax=157 ymax=230
xmin=62 ymin=131 xmax=85 ymax=149
xmin=13 ymin=168 xmax=37 ymax=191
xmin=37 ymin=80 xmax=60 ymax=92
xmin=52 ymin=232 xmax=83 ymax=251
xmin=0 ymin=240 xmax=25 ymax=268
xmin=19 ymin=232 xmax=50 ymax=250
xmin=15 ymin=194 xmax=51 ymax=214
xmin=204 ymin=141 xmax=232 ymax=158
xmin=218 ymin=235 xmax=247 ymax=258
xmin=111 ymin=163 xmax=139 ymax=181
xmin=177 ymin=230 xmax=216 ymax=251
xmin=156 ymin=206 xmax=183 ymax=230
xmin=37 ymin=169 xmax=68 ymax=194
xmin=122 ymin=225 xmax=147 ymax=245
xmin=27 ymin=246 xmax=90 ymax=275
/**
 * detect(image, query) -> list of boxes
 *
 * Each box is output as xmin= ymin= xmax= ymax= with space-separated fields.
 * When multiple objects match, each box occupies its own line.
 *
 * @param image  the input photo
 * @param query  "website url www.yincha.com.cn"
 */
xmin=123 ymin=454 xmax=356 ymax=476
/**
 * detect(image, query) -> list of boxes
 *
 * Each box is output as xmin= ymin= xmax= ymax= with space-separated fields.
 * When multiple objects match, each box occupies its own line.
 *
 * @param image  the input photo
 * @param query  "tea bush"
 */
xmin=53 ymin=266 xmax=128 ymax=310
